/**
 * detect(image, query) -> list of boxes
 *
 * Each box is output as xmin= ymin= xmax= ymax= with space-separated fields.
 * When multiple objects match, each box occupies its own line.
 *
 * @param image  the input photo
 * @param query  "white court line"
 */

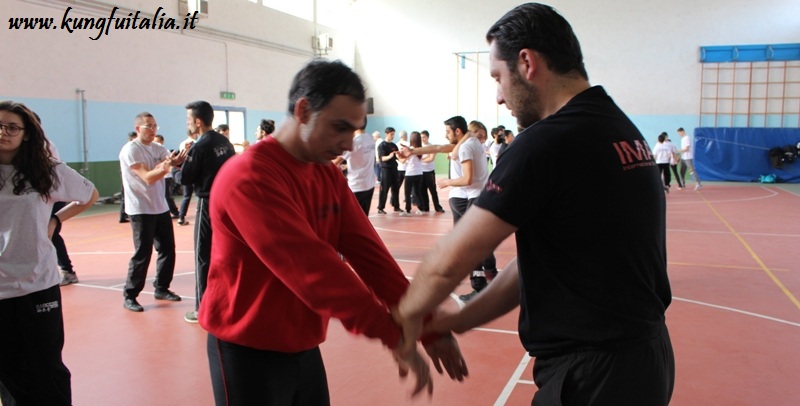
xmin=673 ymin=296 xmax=800 ymax=328
xmin=372 ymin=226 xmax=446 ymax=236
xmin=494 ymin=353 xmax=532 ymax=406
xmin=67 ymin=250 xmax=195 ymax=255
xmin=73 ymin=282 xmax=196 ymax=301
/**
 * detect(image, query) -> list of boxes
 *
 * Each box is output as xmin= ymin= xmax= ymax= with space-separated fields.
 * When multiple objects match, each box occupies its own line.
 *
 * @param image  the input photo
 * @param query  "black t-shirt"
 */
xmin=475 ymin=86 xmax=671 ymax=357
xmin=377 ymin=141 xmax=399 ymax=169
xmin=180 ymin=130 xmax=235 ymax=198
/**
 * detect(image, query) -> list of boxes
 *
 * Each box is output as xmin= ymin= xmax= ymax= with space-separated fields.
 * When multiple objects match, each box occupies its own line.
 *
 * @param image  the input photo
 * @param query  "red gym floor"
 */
xmin=52 ymin=183 xmax=800 ymax=405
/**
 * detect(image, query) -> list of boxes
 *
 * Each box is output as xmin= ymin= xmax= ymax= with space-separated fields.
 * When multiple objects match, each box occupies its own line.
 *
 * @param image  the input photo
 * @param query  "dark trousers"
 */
xmin=404 ymin=175 xmax=426 ymax=212
xmin=0 ymin=285 xmax=71 ymax=406
xmin=354 ymin=188 xmax=375 ymax=216
xmin=531 ymin=325 xmax=675 ymax=406
xmin=669 ymin=165 xmax=684 ymax=188
xmin=450 ymin=197 xmax=497 ymax=291
xmin=164 ymin=178 xmax=179 ymax=215
xmin=119 ymin=189 xmax=127 ymax=221
xmin=179 ymin=184 xmax=195 ymax=220
xmin=374 ymin=161 xmax=381 ymax=182
xmin=422 ymin=170 xmax=443 ymax=212
xmin=377 ymin=167 xmax=401 ymax=211
xmin=207 ymin=334 xmax=330 ymax=406
xmin=124 ymin=212 xmax=176 ymax=299
xmin=657 ymin=163 xmax=672 ymax=187
xmin=194 ymin=198 xmax=212 ymax=311
xmin=51 ymin=202 xmax=72 ymax=272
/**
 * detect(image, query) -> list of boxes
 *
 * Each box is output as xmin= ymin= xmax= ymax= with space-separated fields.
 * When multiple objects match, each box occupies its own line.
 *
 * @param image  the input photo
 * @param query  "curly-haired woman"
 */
xmin=0 ymin=100 xmax=98 ymax=405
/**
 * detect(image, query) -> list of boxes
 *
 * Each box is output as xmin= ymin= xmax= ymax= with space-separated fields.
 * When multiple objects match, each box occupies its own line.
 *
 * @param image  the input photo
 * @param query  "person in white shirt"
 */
xmin=677 ymin=127 xmax=702 ymax=190
xmin=0 ymin=101 xmax=99 ymax=405
xmin=119 ymin=112 xmax=187 ymax=312
xmin=334 ymin=128 xmax=377 ymax=215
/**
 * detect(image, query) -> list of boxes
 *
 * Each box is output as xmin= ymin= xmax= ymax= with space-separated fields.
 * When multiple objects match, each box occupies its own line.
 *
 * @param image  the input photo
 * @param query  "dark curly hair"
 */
xmin=0 ymin=100 xmax=58 ymax=200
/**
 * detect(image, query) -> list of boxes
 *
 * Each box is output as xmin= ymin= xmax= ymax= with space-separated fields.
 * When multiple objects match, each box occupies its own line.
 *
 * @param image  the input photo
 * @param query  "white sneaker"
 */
xmin=694 ymin=184 xmax=703 ymax=191
xmin=399 ymin=211 xmax=412 ymax=217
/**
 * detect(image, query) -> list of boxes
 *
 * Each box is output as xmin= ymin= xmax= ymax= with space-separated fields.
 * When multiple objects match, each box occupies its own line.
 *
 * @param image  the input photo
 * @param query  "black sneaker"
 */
xmin=154 ymin=290 xmax=181 ymax=301
xmin=435 ymin=208 xmax=445 ymax=213
xmin=458 ymin=290 xmax=479 ymax=302
xmin=377 ymin=209 xmax=387 ymax=214
xmin=124 ymin=298 xmax=144 ymax=312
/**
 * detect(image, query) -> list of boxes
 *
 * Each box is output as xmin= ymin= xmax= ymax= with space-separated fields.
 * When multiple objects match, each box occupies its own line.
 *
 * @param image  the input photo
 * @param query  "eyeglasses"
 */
xmin=140 ymin=125 xmax=160 ymax=131
xmin=0 ymin=123 xmax=24 ymax=137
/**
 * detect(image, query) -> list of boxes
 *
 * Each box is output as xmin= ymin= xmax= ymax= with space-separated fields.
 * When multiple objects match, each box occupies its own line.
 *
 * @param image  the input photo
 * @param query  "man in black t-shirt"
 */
xmin=180 ymin=101 xmax=236 ymax=323
xmin=376 ymin=127 xmax=401 ymax=214
xmin=393 ymin=4 xmax=674 ymax=405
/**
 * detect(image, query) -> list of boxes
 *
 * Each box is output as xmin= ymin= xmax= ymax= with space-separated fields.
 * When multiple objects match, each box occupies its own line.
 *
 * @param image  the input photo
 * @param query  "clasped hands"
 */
xmin=390 ymin=306 xmax=468 ymax=398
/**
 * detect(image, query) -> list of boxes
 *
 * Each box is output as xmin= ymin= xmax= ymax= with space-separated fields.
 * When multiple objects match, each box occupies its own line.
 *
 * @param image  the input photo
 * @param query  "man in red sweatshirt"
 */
xmin=200 ymin=59 xmax=466 ymax=405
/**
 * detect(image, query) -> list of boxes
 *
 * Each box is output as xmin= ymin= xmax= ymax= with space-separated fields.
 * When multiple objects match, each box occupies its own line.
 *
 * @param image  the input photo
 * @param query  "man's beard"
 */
xmin=509 ymin=71 xmax=542 ymax=130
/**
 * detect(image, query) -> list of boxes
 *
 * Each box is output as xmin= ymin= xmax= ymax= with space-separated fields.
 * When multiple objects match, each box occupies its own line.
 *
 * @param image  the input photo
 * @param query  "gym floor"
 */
xmin=51 ymin=182 xmax=800 ymax=405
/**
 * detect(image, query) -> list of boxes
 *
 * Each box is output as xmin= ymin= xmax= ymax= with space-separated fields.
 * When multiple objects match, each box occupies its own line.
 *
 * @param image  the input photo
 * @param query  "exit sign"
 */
xmin=220 ymin=91 xmax=236 ymax=100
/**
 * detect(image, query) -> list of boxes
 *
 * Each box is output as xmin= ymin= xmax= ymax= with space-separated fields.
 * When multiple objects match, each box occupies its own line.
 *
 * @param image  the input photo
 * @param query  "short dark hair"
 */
xmin=421 ymin=130 xmax=430 ymax=137
xmin=259 ymin=119 xmax=275 ymax=135
xmin=444 ymin=116 xmax=468 ymax=135
xmin=385 ymin=127 xmax=395 ymax=134
xmin=185 ymin=100 xmax=214 ymax=127
xmin=486 ymin=3 xmax=588 ymax=80
xmin=677 ymin=127 xmax=685 ymax=132
xmin=128 ymin=131 xmax=137 ymax=140
xmin=216 ymin=124 xmax=229 ymax=132
xmin=658 ymin=133 xmax=666 ymax=143
xmin=287 ymin=59 xmax=366 ymax=114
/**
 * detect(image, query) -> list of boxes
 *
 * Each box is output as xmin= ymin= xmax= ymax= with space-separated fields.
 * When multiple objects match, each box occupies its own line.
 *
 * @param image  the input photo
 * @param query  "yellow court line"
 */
xmin=698 ymin=192 xmax=800 ymax=311
xmin=668 ymin=261 xmax=789 ymax=272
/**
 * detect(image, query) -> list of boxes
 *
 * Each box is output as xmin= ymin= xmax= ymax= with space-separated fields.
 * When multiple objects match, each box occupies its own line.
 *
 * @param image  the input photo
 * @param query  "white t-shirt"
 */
xmin=652 ymin=142 xmax=672 ymax=164
xmin=0 ymin=162 xmax=96 ymax=299
xmin=681 ymin=135 xmax=693 ymax=160
xmin=404 ymin=154 xmax=423 ymax=177
xmin=120 ymin=140 xmax=170 ymax=215
xmin=449 ymin=136 xmax=488 ymax=199
xmin=397 ymin=140 xmax=408 ymax=171
xmin=340 ymin=132 xmax=377 ymax=193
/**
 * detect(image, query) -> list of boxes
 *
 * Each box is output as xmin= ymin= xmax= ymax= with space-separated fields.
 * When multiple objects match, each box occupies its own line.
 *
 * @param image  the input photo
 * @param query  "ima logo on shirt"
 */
xmin=485 ymin=180 xmax=503 ymax=193
xmin=612 ymin=140 xmax=656 ymax=171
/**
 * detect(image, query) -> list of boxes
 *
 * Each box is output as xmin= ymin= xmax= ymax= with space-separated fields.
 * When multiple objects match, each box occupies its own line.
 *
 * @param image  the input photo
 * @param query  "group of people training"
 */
xmin=0 ymin=3 xmax=677 ymax=405
xmin=653 ymin=127 xmax=704 ymax=192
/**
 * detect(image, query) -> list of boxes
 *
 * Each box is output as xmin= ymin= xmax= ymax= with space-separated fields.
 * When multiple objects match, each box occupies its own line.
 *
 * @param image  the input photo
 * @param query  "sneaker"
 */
xmin=399 ymin=211 xmax=412 ymax=217
xmin=377 ymin=209 xmax=387 ymax=214
xmin=694 ymin=184 xmax=703 ymax=191
xmin=458 ymin=290 xmax=479 ymax=302
xmin=393 ymin=207 xmax=402 ymax=212
xmin=154 ymin=290 xmax=181 ymax=301
xmin=415 ymin=210 xmax=423 ymax=215
xmin=123 ymin=298 xmax=144 ymax=312
xmin=184 ymin=310 xmax=198 ymax=323
xmin=60 ymin=271 xmax=79 ymax=286
xmin=119 ymin=218 xmax=130 ymax=223
xmin=177 ymin=218 xmax=189 ymax=226
xmin=170 ymin=213 xmax=180 ymax=219
xmin=435 ymin=208 xmax=445 ymax=214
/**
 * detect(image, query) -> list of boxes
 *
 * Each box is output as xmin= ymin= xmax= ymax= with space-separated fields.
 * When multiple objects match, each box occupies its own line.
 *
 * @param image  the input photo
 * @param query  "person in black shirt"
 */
xmin=393 ymin=4 xmax=674 ymax=405
xmin=375 ymin=127 xmax=401 ymax=214
xmin=180 ymin=101 xmax=236 ymax=323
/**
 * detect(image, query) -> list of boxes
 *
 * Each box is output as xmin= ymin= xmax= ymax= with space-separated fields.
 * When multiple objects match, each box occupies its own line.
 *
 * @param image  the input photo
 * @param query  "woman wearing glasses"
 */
xmin=0 ymin=100 xmax=98 ymax=405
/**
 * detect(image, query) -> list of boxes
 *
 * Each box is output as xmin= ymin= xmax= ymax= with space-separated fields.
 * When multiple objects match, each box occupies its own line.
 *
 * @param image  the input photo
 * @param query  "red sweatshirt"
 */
xmin=199 ymin=137 xmax=407 ymax=352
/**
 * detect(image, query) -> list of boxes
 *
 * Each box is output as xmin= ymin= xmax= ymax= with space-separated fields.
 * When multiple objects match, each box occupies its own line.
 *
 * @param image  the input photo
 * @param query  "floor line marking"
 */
xmin=494 ymin=353 xmax=532 ymax=406
xmin=699 ymin=193 xmax=800 ymax=311
xmin=673 ymin=296 xmax=800 ymax=328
